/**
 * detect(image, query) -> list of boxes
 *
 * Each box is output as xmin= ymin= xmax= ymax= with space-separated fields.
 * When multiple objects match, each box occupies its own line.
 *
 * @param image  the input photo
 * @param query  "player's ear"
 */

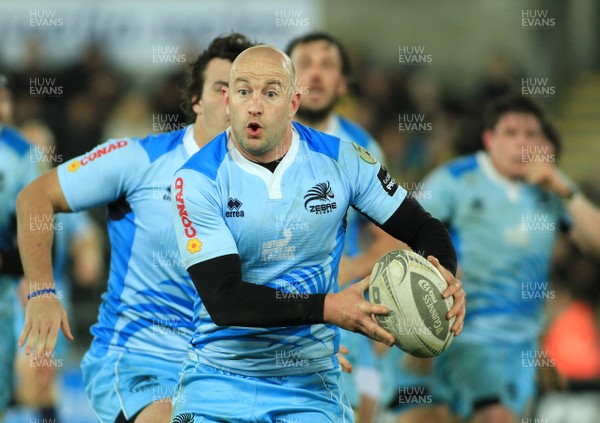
xmin=337 ymin=75 xmax=348 ymax=97
xmin=223 ymin=86 xmax=230 ymax=114
xmin=482 ymin=129 xmax=494 ymax=151
xmin=192 ymin=94 xmax=203 ymax=115
xmin=289 ymin=90 xmax=301 ymax=119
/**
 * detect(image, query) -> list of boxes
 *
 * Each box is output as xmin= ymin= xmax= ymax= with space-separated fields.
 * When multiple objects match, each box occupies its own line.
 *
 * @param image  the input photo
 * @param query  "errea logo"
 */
xmin=225 ymin=197 xmax=245 ymax=218
xmin=304 ymin=181 xmax=337 ymax=214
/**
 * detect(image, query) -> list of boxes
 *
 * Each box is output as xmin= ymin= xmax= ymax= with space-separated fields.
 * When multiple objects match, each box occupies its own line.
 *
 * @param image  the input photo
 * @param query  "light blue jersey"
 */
xmin=326 ymin=114 xmax=385 ymax=259
xmin=172 ymin=121 xmax=406 ymax=377
xmin=420 ymin=151 xmax=570 ymax=343
xmin=58 ymin=126 xmax=199 ymax=361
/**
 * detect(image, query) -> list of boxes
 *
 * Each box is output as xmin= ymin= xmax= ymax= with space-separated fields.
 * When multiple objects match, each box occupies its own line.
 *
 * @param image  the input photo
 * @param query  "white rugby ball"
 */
xmin=368 ymin=250 xmax=455 ymax=357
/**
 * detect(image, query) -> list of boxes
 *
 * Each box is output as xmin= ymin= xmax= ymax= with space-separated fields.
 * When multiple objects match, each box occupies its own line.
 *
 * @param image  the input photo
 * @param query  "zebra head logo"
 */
xmin=172 ymin=413 xmax=194 ymax=423
xmin=304 ymin=181 xmax=334 ymax=210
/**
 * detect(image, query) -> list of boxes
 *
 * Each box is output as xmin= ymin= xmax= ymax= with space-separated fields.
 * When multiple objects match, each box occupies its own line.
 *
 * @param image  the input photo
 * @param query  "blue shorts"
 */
xmin=81 ymin=348 xmax=184 ymax=423
xmin=171 ymin=360 xmax=353 ymax=423
xmin=0 ymin=284 xmax=16 ymax=413
xmin=431 ymin=338 xmax=536 ymax=419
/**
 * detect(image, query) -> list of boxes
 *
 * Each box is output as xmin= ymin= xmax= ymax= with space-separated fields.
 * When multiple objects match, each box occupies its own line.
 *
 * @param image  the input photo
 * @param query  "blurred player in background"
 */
xmin=286 ymin=32 xmax=401 ymax=423
xmin=376 ymin=343 xmax=449 ymax=423
xmin=16 ymin=33 xmax=254 ymax=423
xmin=169 ymin=44 xmax=464 ymax=422
xmin=0 ymin=74 xmax=45 ymax=422
xmin=419 ymin=94 xmax=600 ymax=423
xmin=12 ymin=119 xmax=103 ymax=423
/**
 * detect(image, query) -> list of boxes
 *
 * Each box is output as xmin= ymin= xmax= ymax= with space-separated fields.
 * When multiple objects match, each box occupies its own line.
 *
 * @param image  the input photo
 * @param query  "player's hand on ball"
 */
xmin=427 ymin=256 xmax=466 ymax=336
xmin=338 ymin=344 xmax=352 ymax=373
xmin=324 ymin=277 xmax=395 ymax=347
xmin=18 ymin=294 xmax=74 ymax=357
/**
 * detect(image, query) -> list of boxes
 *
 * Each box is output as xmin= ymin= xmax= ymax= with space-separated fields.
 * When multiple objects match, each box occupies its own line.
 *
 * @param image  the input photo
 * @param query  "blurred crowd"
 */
xmin=2 ymin=36 xmax=599 ymax=419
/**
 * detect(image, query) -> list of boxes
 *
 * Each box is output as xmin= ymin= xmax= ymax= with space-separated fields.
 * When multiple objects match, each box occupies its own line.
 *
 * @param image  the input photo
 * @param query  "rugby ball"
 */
xmin=368 ymin=250 xmax=455 ymax=357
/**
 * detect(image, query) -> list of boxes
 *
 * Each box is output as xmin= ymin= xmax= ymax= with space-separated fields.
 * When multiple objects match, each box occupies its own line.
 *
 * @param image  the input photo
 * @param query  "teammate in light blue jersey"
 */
xmin=12 ymin=120 xmax=104 ymax=423
xmin=0 ymin=74 xmax=45 ymax=419
xmin=419 ymin=94 xmax=600 ymax=423
xmin=170 ymin=45 xmax=465 ymax=423
xmin=16 ymin=34 xmax=254 ymax=423
xmin=286 ymin=32 xmax=400 ymax=423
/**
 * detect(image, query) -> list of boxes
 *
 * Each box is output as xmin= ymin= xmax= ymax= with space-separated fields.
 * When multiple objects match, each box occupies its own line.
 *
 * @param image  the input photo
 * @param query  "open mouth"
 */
xmin=247 ymin=122 xmax=262 ymax=137
xmin=308 ymin=86 xmax=324 ymax=96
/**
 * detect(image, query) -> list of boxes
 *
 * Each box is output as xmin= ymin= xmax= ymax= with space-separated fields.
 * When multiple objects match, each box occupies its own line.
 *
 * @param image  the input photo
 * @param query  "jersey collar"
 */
xmin=325 ymin=113 xmax=340 ymax=135
xmin=477 ymin=151 xmax=521 ymax=202
xmin=182 ymin=124 xmax=199 ymax=157
xmin=226 ymin=126 xmax=300 ymax=200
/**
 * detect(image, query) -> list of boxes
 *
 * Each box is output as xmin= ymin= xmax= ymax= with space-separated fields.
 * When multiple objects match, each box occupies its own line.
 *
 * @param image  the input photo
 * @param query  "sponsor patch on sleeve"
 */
xmin=377 ymin=165 xmax=399 ymax=197
xmin=352 ymin=142 xmax=377 ymax=164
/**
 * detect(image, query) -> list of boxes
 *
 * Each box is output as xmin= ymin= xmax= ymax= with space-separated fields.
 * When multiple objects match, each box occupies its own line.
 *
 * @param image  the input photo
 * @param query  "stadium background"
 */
xmin=1 ymin=0 xmax=598 ymax=421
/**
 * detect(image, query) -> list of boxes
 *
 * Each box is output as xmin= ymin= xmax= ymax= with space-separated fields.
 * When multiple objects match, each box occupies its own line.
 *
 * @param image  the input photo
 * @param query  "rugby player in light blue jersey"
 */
xmin=16 ymin=34 xmax=254 ymax=423
xmin=13 ymin=120 xmax=104 ymax=423
xmin=0 ymin=74 xmax=46 ymax=420
xmin=170 ymin=45 xmax=465 ymax=423
xmin=420 ymin=94 xmax=600 ymax=423
xmin=286 ymin=32 xmax=401 ymax=423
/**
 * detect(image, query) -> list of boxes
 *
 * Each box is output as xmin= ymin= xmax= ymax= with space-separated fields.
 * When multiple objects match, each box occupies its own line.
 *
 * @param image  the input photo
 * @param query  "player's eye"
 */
xmin=266 ymin=91 xmax=278 ymax=98
xmin=238 ymin=89 xmax=249 ymax=96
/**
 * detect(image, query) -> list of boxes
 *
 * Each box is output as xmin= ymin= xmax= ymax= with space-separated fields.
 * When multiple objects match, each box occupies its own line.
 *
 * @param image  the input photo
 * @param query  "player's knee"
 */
xmin=134 ymin=401 xmax=172 ymax=423
xmin=471 ymin=403 xmax=516 ymax=423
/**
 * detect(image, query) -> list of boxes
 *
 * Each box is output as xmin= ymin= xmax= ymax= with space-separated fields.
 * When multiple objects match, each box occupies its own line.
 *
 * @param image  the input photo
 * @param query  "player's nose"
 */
xmin=247 ymin=93 xmax=262 ymax=115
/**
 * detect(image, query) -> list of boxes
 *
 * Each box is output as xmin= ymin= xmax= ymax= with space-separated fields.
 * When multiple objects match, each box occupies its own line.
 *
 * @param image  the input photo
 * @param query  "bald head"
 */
xmin=230 ymin=45 xmax=297 ymax=92
xmin=224 ymin=44 xmax=302 ymax=163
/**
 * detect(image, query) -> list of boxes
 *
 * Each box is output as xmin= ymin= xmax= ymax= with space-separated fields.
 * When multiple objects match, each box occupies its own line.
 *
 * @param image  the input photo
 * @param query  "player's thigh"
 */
xmin=15 ymin=352 xmax=56 ymax=404
xmin=396 ymin=404 xmax=451 ymax=423
xmin=134 ymin=401 xmax=172 ymax=423
xmin=469 ymin=403 xmax=517 ymax=423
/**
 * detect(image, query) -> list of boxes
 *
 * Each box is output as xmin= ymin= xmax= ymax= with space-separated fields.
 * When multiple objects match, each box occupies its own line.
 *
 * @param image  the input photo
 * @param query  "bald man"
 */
xmin=170 ymin=45 xmax=465 ymax=422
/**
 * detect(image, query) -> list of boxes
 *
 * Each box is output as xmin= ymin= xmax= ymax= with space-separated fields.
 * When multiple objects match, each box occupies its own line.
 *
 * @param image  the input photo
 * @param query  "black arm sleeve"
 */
xmin=188 ymin=254 xmax=326 ymax=327
xmin=0 ymin=247 xmax=24 ymax=276
xmin=377 ymin=197 xmax=457 ymax=276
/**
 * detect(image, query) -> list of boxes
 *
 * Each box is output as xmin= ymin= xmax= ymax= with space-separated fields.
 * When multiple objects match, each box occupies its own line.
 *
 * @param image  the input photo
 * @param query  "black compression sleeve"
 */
xmin=188 ymin=254 xmax=326 ymax=327
xmin=378 ymin=197 xmax=457 ymax=276
xmin=0 ymin=247 xmax=24 ymax=276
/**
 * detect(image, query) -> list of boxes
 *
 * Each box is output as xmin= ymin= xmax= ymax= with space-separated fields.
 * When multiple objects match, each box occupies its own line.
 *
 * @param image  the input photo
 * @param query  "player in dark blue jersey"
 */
xmin=420 ymin=94 xmax=600 ymax=423
xmin=170 ymin=45 xmax=465 ymax=423
xmin=16 ymin=34 xmax=254 ymax=423
xmin=286 ymin=32 xmax=401 ymax=423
